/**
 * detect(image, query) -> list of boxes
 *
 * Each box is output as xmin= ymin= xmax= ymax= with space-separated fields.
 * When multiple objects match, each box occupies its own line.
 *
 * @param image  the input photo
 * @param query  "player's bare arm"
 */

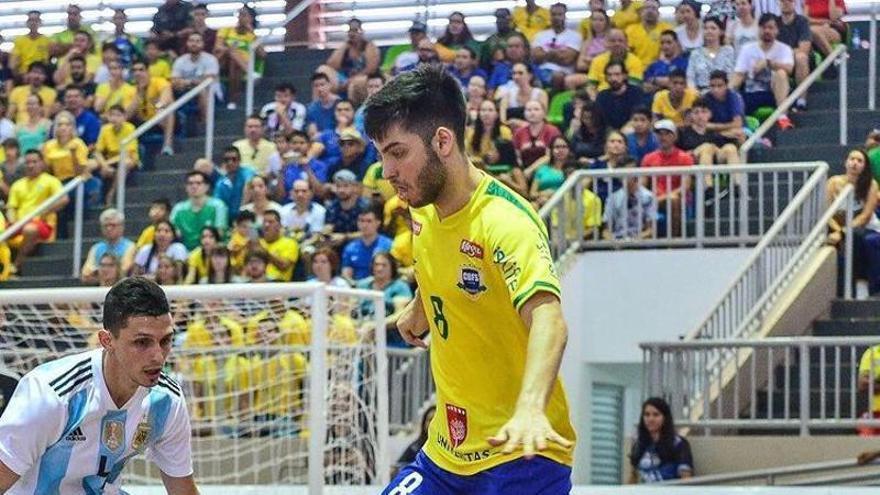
xmin=488 ymin=291 xmax=573 ymax=458
xmin=161 ymin=472 xmax=200 ymax=495
xmin=392 ymin=288 xmax=429 ymax=349
xmin=0 ymin=459 xmax=20 ymax=493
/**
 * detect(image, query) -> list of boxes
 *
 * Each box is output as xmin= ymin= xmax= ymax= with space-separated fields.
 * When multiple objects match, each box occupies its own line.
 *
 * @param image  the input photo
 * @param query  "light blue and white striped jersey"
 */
xmin=0 ymin=349 xmax=192 ymax=494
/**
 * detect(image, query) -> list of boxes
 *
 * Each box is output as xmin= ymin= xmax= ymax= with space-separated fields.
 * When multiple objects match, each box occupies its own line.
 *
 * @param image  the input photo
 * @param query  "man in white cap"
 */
xmin=641 ymin=119 xmax=693 ymax=236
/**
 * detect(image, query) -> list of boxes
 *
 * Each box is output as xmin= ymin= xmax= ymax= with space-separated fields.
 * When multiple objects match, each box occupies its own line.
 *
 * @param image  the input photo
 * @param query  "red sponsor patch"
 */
xmin=459 ymin=239 xmax=484 ymax=259
xmin=446 ymin=404 xmax=468 ymax=448
xmin=411 ymin=220 xmax=422 ymax=235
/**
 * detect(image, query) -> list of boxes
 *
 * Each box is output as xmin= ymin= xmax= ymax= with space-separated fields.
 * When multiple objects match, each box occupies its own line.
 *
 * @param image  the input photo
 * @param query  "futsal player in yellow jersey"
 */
xmin=366 ymin=65 xmax=575 ymax=494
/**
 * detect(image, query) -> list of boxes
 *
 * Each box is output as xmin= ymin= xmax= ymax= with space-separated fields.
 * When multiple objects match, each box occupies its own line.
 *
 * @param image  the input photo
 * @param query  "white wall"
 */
xmin=558 ymin=248 xmax=751 ymax=483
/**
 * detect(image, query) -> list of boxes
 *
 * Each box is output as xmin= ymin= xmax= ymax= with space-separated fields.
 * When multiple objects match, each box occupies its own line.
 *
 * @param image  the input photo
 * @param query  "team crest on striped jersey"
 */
xmin=132 ymin=419 xmax=151 ymax=453
xmin=102 ymin=420 xmax=124 ymax=452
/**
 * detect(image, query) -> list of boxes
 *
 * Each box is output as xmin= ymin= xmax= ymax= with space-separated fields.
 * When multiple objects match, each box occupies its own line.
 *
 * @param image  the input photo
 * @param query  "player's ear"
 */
xmin=433 ymin=127 xmax=456 ymax=158
xmin=97 ymin=329 xmax=114 ymax=351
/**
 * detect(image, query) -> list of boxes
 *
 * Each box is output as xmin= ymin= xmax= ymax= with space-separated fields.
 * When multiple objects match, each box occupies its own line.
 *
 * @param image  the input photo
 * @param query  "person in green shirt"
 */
xmin=50 ymin=5 xmax=98 ymax=58
xmin=865 ymin=130 xmax=880 ymax=183
xmin=170 ymin=171 xmax=229 ymax=250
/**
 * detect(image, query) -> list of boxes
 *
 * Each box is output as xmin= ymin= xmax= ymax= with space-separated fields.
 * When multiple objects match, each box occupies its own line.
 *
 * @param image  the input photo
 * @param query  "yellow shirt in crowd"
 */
xmin=587 ymin=51 xmax=645 ymax=90
xmin=652 ymin=87 xmax=700 ymax=126
xmin=12 ymin=35 xmax=51 ymax=73
xmin=259 ymin=235 xmax=300 ymax=281
xmin=7 ymin=172 xmax=63 ymax=230
xmin=42 ymin=138 xmax=89 ymax=181
xmin=626 ymin=21 xmax=675 ymax=68
xmin=137 ymin=77 xmax=171 ymax=121
xmin=9 ymin=85 xmax=57 ymax=124
xmin=512 ymin=5 xmax=551 ymax=42
xmin=96 ymin=122 xmax=139 ymax=163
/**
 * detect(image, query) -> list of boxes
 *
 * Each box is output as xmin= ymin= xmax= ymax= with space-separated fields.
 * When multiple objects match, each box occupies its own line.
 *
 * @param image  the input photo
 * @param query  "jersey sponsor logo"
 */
xmin=435 ymin=432 xmax=492 ymax=462
xmin=446 ymin=404 xmax=468 ymax=448
xmin=66 ymin=426 xmax=86 ymax=442
xmin=411 ymin=220 xmax=422 ymax=235
xmin=132 ymin=419 xmax=151 ymax=453
xmin=456 ymin=265 xmax=487 ymax=299
xmin=493 ymin=247 xmax=521 ymax=293
xmin=102 ymin=420 xmax=124 ymax=453
xmin=459 ymin=239 xmax=484 ymax=259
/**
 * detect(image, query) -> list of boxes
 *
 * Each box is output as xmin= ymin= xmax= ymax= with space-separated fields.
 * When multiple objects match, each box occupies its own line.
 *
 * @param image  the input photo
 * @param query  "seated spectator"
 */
xmin=15 ymin=94 xmax=51 ymax=154
xmin=309 ymin=246 xmax=350 ymax=287
xmin=0 ymin=139 xmax=24 ymax=200
xmin=155 ymin=254 xmax=182 ymax=285
xmin=236 ymin=249 xmax=270 ymax=283
xmin=675 ymin=0 xmax=705 ymax=52
xmin=171 ymin=32 xmax=219 ymax=125
xmin=94 ymin=43 xmax=125 ymax=85
xmin=341 ymin=207 xmax=393 ymax=281
xmin=641 ymin=119 xmax=694 ymax=236
xmin=626 ymin=0 xmax=675 ymax=68
xmin=652 ymin=69 xmax=699 ymax=126
xmin=81 ymin=208 xmax=135 ymax=284
xmin=728 ymin=0 xmax=759 ymax=56
xmin=466 ymin=99 xmax=517 ymax=176
xmin=257 ymin=210 xmax=299 ymax=281
xmin=240 ymin=175 xmax=282 ymax=226
xmin=573 ymin=9 xmax=612 ymax=79
xmin=64 ymin=86 xmax=100 ymax=148
xmin=703 ymin=71 xmax=747 ymax=143
xmin=356 ymin=252 xmax=413 ymax=324
xmin=857 ymin=344 xmax=880 ymax=436
xmin=184 ymin=226 xmax=220 ymax=284
xmin=171 ymin=171 xmax=228 ymax=251
xmin=513 ymin=0 xmax=551 ymax=42
xmin=354 ymin=73 xmax=386 ymax=135
xmin=179 ymin=3 xmax=217 ymax=55
xmin=732 ymin=14 xmax=794 ymax=130
xmin=202 ymin=245 xmax=233 ymax=284
xmin=644 ymin=31 xmax=689 ymax=94
xmin=260 ymin=83 xmax=306 ymax=139
xmin=227 ymin=210 xmax=256 ymax=272
xmin=309 ymin=100 xmax=356 ymax=176
xmin=323 ymin=169 xmax=371 ymax=244
xmin=151 ymin=0 xmax=193 ymax=52
xmin=805 ymin=0 xmax=846 ymax=63
xmin=603 ymin=158 xmax=657 ymax=240
xmin=108 ymin=9 xmax=140 ymax=69
xmin=145 ymin=40 xmax=172 ymax=80
xmin=513 ymin=101 xmax=562 ymax=195
xmin=10 ymin=11 xmax=50 ymax=77
xmin=465 ymin=75 xmax=488 ymax=124
xmin=449 ymin=47 xmax=488 ymax=90
xmin=8 ymin=63 xmax=56 ymax=125
xmin=499 ymin=63 xmax=549 ymax=128
xmin=480 ymin=8 xmax=524 ymax=72
xmin=214 ymin=5 xmax=263 ymax=110
xmin=437 ymin=11 xmax=480 ymax=57
xmin=626 ymin=107 xmax=659 ymax=165
xmin=597 ymin=61 xmax=646 ymax=131
xmin=49 ymin=5 xmax=97 ymax=58
xmin=52 ymin=31 xmax=99 ymax=88
xmin=827 ymin=149 xmax=880 ymax=297
xmin=272 ymin=131 xmax=330 ymax=200
xmin=588 ymin=131 xmax=629 ymax=202
xmin=579 ymin=0 xmax=609 ymax=39
xmin=215 ymin=146 xmax=256 ymax=224
xmin=487 ymin=33 xmax=533 ymax=93
xmin=678 ymin=98 xmax=740 ymax=168
xmin=612 ymin=0 xmax=643 ymax=30
xmin=42 ymin=111 xmax=94 ymax=212
xmin=532 ymin=3 xmax=582 ymax=90
xmin=329 ymin=127 xmax=375 ymax=183
xmin=628 ymin=397 xmax=694 ymax=483
xmin=6 ymin=150 xmax=67 ymax=273
xmin=323 ymin=18 xmax=380 ymax=106
xmin=130 ymin=60 xmax=174 ymax=155
xmin=530 ymin=136 xmax=576 ymax=206
xmin=586 ymin=29 xmax=645 ymax=97
xmin=569 ymin=98 xmax=607 ymax=162
xmin=96 ymin=253 xmax=123 ymax=287
xmin=94 ymin=60 xmax=136 ymax=120
xmin=95 ymin=105 xmax=139 ymax=205
xmin=234 ymin=116 xmax=275 ymax=175
xmin=280 ymin=179 xmax=326 ymax=246
xmin=392 ymin=21 xmax=430 ymax=75
xmin=305 ymin=72 xmax=341 ymax=136
xmin=778 ymin=0 xmax=812 ymax=110
xmin=132 ymin=220 xmax=187 ymax=278
xmin=137 ymin=197 xmax=172 ymax=249
xmin=687 ymin=18 xmax=736 ymax=92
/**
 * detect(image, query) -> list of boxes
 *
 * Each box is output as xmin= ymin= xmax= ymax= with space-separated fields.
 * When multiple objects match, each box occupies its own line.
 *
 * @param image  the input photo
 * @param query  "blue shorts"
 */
xmin=382 ymin=451 xmax=572 ymax=495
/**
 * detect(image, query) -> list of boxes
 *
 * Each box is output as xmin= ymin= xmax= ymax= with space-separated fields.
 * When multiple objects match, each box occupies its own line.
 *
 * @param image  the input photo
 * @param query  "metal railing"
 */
xmin=740 ymin=45 xmax=848 ymax=162
xmin=538 ymin=162 xmax=828 ymax=268
xmin=643 ymin=336 xmax=880 ymax=435
xmin=388 ymin=348 xmax=434 ymax=433
xmin=245 ymin=0 xmax=318 ymax=116
xmin=669 ymin=457 xmax=880 ymax=485
xmin=116 ymin=77 xmax=216 ymax=214
xmin=0 ymin=176 xmax=85 ymax=278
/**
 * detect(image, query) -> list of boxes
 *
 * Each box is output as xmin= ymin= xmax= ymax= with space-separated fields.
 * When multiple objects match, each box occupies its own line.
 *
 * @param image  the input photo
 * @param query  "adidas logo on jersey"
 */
xmin=66 ymin=426 xmax=86 ymax=442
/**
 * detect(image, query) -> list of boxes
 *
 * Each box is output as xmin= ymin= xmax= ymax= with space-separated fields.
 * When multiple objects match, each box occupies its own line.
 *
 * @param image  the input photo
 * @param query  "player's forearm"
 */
xmin=516 ymin=295 xmax=568 ymax=412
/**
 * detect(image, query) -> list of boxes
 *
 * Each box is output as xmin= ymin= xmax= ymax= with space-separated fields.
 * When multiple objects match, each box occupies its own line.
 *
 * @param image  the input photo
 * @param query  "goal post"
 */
xmin=0 ymin=282 xmax=390 ymax=493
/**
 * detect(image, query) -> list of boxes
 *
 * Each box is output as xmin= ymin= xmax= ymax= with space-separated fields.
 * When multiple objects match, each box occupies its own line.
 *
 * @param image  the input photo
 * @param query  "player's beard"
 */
xmin=409 ymin=143 xmax=447 ymax=208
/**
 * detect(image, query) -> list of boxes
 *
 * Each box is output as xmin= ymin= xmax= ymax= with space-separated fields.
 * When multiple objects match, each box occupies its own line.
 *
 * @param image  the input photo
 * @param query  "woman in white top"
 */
xmin=675 ymin=0 xmax=704 ymax=52
xmin=132 ymin=220 xmax=188 ymax=278
xmin=727 ymin=0 xmax=759 ymax=56
xmin=687 ymin=17 xmax=737 ymax=92
xmin=239 ymin=175 xmax=282 ymax=227
xmin=499 ymin=63 xmax=548 ymax=129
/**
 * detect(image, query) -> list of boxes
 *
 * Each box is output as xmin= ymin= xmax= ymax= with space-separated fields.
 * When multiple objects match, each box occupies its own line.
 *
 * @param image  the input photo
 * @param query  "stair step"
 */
xmin=831 ymin=299 xmax=880 ymax=320
xmin=813 ymin=319 xmax=880 ymax=336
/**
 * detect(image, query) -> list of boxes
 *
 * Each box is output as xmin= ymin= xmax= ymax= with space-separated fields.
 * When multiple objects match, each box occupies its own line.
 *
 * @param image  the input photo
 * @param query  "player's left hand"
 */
xmin=487 ymin=408 xmax=573 ymax=459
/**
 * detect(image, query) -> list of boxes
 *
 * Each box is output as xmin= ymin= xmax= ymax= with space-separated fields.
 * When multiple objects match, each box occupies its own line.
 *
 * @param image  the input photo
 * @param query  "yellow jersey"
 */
xmin=9 ymin=85 xmax=57 ymax=125
xmin=148 ymin=59 xmax=172 ymax=80
xmin=651 ymin=87 xmax=700 ymax=126
xmin=136 ymin=224 xmax=155 ymax=250
xmin=186 ymin=246 xmax=210 ymax=283
xmin=42 ymin=138 xmax=89 ymax=181
xmin=96 ymin=122 xmax=139 ymax=162
xmin=362 ymin=161 xmax=395 ymax=201
xmin=12 ymin=35 xmax=51 ymax=73
xmin=217 ymin=27 xmax=257 ymax=56
xmin=96 ymin=82 xmax=137 ymax=117
xmin=137 ymin=77 xmax=171 ymax=121
xmin=0 ymin=212 xmax=11 ymax=282
xmin=182 ymin=314 xmax=247 ymax=419
xmin=7 ymin=172 xmax=63 ymax=229
xmin=859 ymin=345 xmax=880 ymax=413
xmin=625 ymin=21 xmax=675 ymax=67
xmin=612 ymin=1 xmax=644 ymax=30
xmin=411 ymin=172 xmax=575 ymax=475
xmin=259 ymin=235 xmax=300 ymax=281
xmin=587 ymin=51 xmax=645 ymax=90
xmin=512 ymin=6 xmax=551 ymax=42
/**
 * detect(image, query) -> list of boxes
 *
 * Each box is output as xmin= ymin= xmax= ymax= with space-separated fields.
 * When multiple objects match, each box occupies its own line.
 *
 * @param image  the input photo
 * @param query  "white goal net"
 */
xmin=0 ymin=282 xmax=390 ymax=492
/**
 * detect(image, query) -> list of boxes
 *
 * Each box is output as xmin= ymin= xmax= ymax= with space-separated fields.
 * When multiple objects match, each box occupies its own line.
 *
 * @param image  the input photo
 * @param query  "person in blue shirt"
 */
xmin=305 ymin=72 xmax=341 ymax=136
xmin=214 ymin=146 xmax=256 ymax=223
xmin=625 ymin=107 xmax=659 ymax=165
xmin=703 ymin=70 xmax=746 ymax=144
xmin=487 ymin=33 xmax=533 ymax=92
xmin=65 ymin=86 xmax=101 ymax=147
xmin=341 ymin=207 xmax=392 ymax=281
xmin=643 ymin=30 xmax=689 ymax=94
xmin=276 ymin=130 xmax=330 ymax=200
xmin=449 ymin=46 xmax=488 ymax=90
xmin=628 ymin=397 xmax=694 ymax=483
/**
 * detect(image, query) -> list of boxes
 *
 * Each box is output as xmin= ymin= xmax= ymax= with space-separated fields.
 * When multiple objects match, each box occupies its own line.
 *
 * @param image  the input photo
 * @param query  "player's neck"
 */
xmin=435 ymin=163 xmax=482 ymax=220
xmin=102 ymin=351 xmax=139 ymax=408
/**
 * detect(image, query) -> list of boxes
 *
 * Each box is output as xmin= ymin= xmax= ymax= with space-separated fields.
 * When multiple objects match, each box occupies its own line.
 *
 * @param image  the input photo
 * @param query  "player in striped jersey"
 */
xmin=0 ymin=277 xmax=199 ymax=495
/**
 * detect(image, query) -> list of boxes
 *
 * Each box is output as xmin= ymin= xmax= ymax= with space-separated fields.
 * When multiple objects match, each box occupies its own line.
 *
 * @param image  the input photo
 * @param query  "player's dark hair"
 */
xmin=630 ymin=397 xmax=678 ymax=467
xmin=68 ymin=55 xmax=86 ymax=66
xmin=103 ymin=277 xmax=170 ymax=336
xmin=25 ymin=149 xmax=43 ymax=161
xmin=364 ymin=64 xmax=467 ymax=150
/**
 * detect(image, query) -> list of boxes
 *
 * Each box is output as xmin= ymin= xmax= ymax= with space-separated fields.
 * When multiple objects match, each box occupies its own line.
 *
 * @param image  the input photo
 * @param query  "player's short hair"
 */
xmin=364 ymin=64 xmax=467 ymax=150
xmin=103 ymin=277 xmax=170 ymax=336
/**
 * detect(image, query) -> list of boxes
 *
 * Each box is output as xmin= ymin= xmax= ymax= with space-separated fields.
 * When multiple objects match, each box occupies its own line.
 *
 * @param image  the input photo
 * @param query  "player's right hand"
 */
xmin=396 ymin=296 xmax=429 ymax=349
